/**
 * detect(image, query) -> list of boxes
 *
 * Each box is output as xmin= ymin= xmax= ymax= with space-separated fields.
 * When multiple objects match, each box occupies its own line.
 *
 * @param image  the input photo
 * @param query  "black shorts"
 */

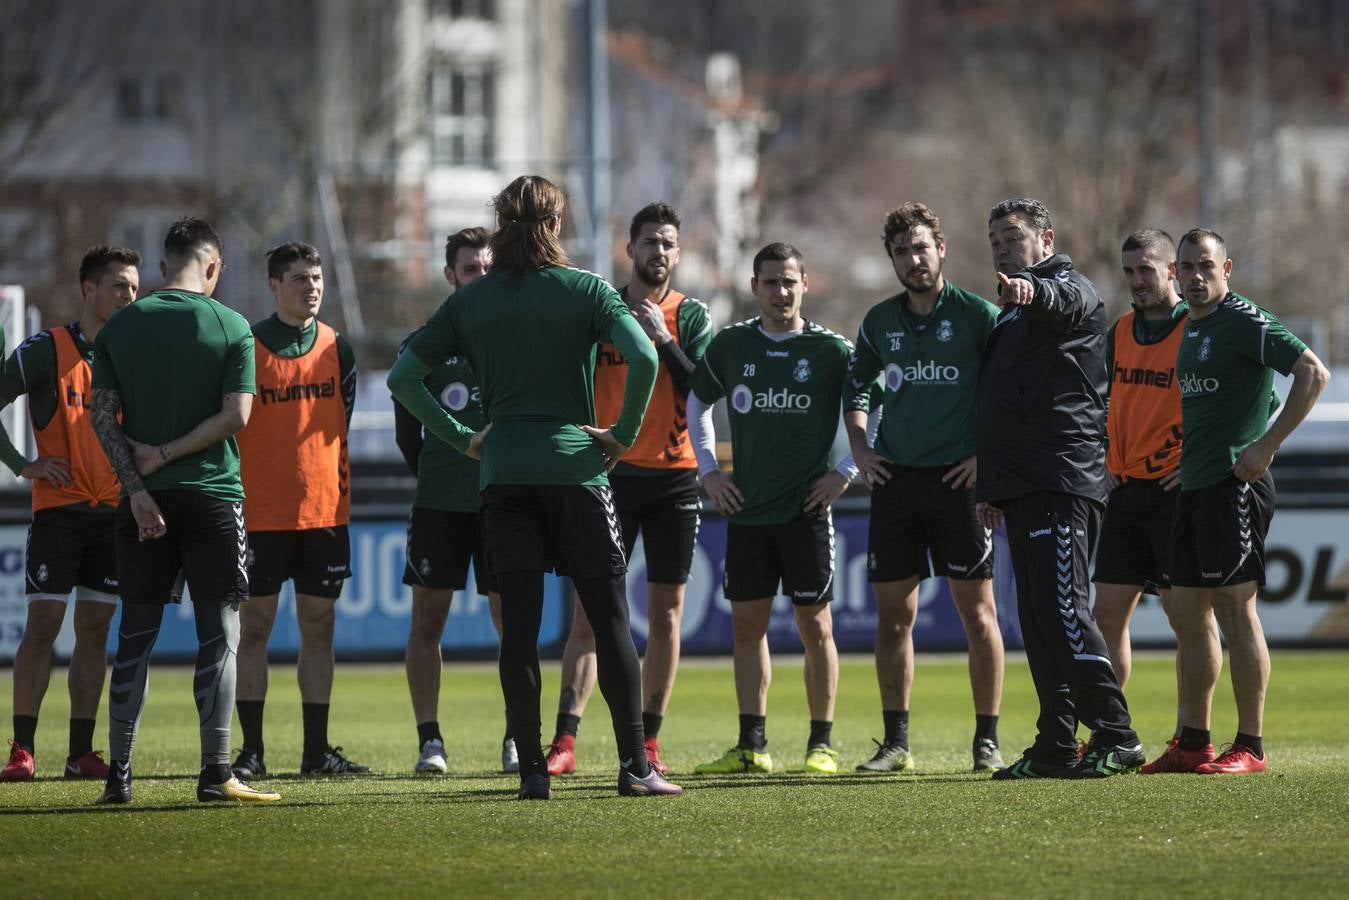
xmin=1170 ymin=472 xmax=1275 ymax=589
xmin=116 ymin=489 xmax=248 ymax=606
xmin=402 ymin=507 xmax=496 ymax=594
xmin=610 ymin=469 xmax=701 ymax=585
xmin=481 ymin=483 xmax=626 ymax=580
xmin=25 ymin=507 xmax=119 ymax=598
xmin=724 ymin=512 xmax=835 ymax=605
xmin=246 ymin=526 xmax=352 ymax=599
xmin=867 ymin=463 xmax=993 ymax=583
xmin=1094 ymin=476 xmax=1179 ymax=588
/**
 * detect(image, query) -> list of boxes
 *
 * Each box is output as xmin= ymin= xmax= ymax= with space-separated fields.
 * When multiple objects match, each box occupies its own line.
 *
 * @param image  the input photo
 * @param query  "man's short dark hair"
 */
xmin=752 ymin=242 xmax=804 ymax=277
xmin=988 ymin=197 xmax=1052 ymax=233
xmin=445 ymin=227 xmax=490 ymax=269
xmin=883 ymin=202 xmax=945 ymax=252
xmin=629 ymin=202 xmax=680 ymax=242
xmin=1122 ymin=229 xmax=1175 ymax=258
xmin=78 ymin=245 xmax=141 ymax=286
xmin=163 ymin=216 xmax=222 ymax=262
xmin=266 ymin=241 xmax=322 ymax=281
xmin=1177 ymin=227 xmax=1226 ymax=256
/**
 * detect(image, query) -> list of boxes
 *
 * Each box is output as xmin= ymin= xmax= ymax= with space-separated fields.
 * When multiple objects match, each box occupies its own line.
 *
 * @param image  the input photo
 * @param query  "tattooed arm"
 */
xmin=125 ymin=392 xmax=253 ymax=476
xmin=91 ymin=388 xmax=166 ymax=540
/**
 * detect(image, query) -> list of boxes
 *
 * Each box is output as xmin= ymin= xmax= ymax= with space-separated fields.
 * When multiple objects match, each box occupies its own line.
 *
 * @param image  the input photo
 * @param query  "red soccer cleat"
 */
xmin=545 ymin=736 xmax=577 ymax=776
xmin=1 ymin=739 xmax=35 ymax=782
xmin=1195 ymin=744 xmax=1267 ymax=775
xmin=644 ymin=737 xmax=669 ymax=776
xmin=65 ymin=749 xmax=111 ymax=779
xmin=1140 ymin=739 xmax=1216 ymax=774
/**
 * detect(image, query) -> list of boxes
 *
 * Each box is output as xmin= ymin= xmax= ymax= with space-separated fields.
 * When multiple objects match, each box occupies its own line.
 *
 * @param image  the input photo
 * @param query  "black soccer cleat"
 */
xmin=989 ymin=750 xmax=1078 ymax=780
xmin=300 ymin=746 xmax=371 ymax=776
xmin=1069 ymin=741 xmax=1146 ymax=778
xmin=231 ymin=747 xmax=266 ymax=779
xmin=95 ymin=759 xmax=132 ymax=805
xmin=518 ymin=773 xmax=552 ymax=800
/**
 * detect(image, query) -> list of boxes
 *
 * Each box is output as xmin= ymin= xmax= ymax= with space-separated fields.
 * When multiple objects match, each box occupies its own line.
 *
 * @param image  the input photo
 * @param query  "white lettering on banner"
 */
xmin=379 ymin=532 xmax=412 ymax=617
xmin=337 ymin=534 xmax=376 ymax=617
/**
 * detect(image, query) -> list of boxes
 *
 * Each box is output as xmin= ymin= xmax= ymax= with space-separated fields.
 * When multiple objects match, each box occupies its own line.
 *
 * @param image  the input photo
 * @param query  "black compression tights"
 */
xmin=497 ymin=570 xmax=648 ymax=779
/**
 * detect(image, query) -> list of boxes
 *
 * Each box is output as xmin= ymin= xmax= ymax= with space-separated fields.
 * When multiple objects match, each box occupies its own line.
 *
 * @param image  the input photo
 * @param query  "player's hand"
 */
xmin=1233 ymin=436 xmax=1275 ymax=483
xmin=996 ymin=272 xmax=1033 ymax=306
xmin=942 ymin=455 xmax=977 ymax=491
xmin=853 ymin=444 xmax=891 ymax=489
xmin=701 ymin=470 xmax=743 ymax=516
xmin=129 ymin=489 xmax=167 ymax=542
xmin=1158 ymin=468 xmax=1182 ymax=491
xmin=579 ymin=424 xmax=630 ymax=472
xmin=633 ymin=298 xmax=673 ymax=345
xmin=975 ymin=501 xmax=1003 ymax=531
xmin=464 ymin=424 xmax=492 ymax=461
xmin=1105 ymin=470 xmax=1121 ymax=492
xmin=126 ymin=438 xmax=169 ymax=476
xmin=21 ymin=456 xmax=72 ymax=487
xmin=803 ymin=470 xmax=849 ymax=514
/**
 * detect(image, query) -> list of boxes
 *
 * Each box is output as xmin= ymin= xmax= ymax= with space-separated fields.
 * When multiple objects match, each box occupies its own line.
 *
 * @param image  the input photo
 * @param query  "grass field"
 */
xmin=1 ymin=651 xmax=1346 ymax=898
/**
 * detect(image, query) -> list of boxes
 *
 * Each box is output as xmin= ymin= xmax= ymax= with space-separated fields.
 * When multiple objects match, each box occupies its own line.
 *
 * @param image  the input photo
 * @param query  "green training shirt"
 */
xmin=398 ymin=325 xmax=485 ymax=512
xmin=92 ymin=290 xmax=256 ymax=500
xmin=690 ymin=318 xmax=852 ymax=525
xmin=396 ymin=267 xmax=656 ymax=488
xmin=1176 ymin=292 xmax=1307 ymax=490
xmin=844 ymin=281 xmax=998 ymax=466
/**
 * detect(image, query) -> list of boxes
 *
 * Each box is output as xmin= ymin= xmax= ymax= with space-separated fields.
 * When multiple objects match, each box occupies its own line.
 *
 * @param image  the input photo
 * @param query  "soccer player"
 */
xmin=688 ymin=242 xmax=856 ymax=776
xmin=0 ymin=247 xmax=139 ymax=783
xmin=90 ymin=216 xmax=278 ymax=802
xmin=976 ymin=198 xmax=1143 ymax=780
xmin=1159 ymin=228 xmax=1329 ymax=774
xmin=388 ymin=174 xmax=682 ymax=799
xmin=1092 ymin=229 xmax=1207 ymax=769
xmin=544 ymin=203 xmax=710 ymax=777
xmin=393 ymin=227 xmax=515 ymax=775
xmin=230 ymin=242 xmax=365 ymax=778
xmin=844 ymin=203 xmax=1005 ymax=774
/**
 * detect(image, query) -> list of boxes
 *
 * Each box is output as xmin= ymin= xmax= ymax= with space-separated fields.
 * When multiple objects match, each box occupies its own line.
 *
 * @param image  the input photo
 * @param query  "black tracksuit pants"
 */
xmin=1001 ymin=491 xmax=1137 ymax=763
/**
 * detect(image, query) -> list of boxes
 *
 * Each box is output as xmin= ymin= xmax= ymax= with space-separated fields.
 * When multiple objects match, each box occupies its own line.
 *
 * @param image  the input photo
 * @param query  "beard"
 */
xmin=900 ymin=268 xmax=938 ymax=293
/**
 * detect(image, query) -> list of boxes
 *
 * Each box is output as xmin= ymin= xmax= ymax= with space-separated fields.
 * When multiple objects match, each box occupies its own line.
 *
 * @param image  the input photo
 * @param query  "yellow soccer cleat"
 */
xmin=694 ymin=746 xmax=773 ymax=774
xmin=804 ymin=745 xmax=840 ymax=775
xmin=198 ymin=775 xmax=281 ymax=803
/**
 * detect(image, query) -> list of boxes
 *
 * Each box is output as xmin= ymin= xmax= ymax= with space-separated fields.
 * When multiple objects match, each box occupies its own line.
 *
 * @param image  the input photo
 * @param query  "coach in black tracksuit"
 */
xmin=976 ymin=198 xmax=1142 ymax=779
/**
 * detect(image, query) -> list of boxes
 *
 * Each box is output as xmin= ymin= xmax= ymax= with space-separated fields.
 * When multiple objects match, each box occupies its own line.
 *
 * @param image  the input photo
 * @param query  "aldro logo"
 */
xmin=1179 ymin=371 xmax=1220 ymax=396
xmin=884 ymin=361 xmax=960 ymax=390
xmin=260 ymin=376 xmax=336 ymax=405
xmin=440 ymin=382 xmax=478 ymax=412
xmin=730 ymin=383 xmax=812 ymax=414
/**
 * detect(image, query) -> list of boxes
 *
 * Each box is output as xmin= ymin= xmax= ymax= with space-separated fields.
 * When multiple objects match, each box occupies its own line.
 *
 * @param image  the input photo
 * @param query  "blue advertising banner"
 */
xmin=622 ymin=514 xmax=1025 ymax=654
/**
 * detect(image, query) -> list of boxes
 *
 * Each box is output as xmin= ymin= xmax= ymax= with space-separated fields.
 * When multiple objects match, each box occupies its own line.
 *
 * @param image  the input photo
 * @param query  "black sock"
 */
xmin=417 ymin=720 xmax=442 ymax=746
xmin=1179 ymin=726 xmax=1211 ymax=753
xmin=556 ymin=713 xmax=581 ymax=740
xmin=737 ymin=714 xmax=767 ymax=751
xmin=201 ymin=763 xmax=231 ymax=784
xmin=808 ymin=720 xmax=833 ymax=749
xmin=883 ymin=709 xmax=909 ymax=750
xmin=68 ymin=718 xmax=96 ymax=759
xmin=236 ymin=700 xmax=265 ymax=757
xmin=503 ymin=710 xmax=512 ymax=741
xmin=13 ymin=715 xmax=37 ymax=754
xmin=1235 ymin=732 xmax=1264 ymax=759
xmin=302 ymin=703 xmax=330 ymax=759
xmin=975 ymin=714 xmax=999 ymax=744
xmin=642 ymin=712 xmax=663 ymax=740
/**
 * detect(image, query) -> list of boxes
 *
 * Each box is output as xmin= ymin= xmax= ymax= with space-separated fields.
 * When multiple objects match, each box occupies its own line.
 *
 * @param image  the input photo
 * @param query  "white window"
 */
xmin=0 ymin=209 xmax=55 ymax=283
xmin=116 ymin=76 xmax=175 ymax=122
xmin=429 ymin=63 xmax=495 ymax=167
xmin=109 ymin=210 xmax=179 ymax=270
xmin=428 ymin=0 xmax=495 ymax=20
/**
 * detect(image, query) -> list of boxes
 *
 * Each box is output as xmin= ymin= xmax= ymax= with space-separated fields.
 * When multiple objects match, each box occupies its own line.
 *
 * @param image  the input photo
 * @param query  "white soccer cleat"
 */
xmin=416 ymin=738 xmax=448 ymax=774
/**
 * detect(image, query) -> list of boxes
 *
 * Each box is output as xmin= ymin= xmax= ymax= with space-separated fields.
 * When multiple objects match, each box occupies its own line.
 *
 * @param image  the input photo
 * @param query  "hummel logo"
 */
xmin=1029 ymin=528 xmax=1051 ymax=538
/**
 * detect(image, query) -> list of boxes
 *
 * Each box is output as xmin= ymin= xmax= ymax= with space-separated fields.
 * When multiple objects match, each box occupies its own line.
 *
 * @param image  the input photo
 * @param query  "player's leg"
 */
xmin=3 ymin=599 xmax=65 ymax=781
xmin=64 ymin=591 xmax=116 ymax=776
xmin=783 ymin=512 xmax=839 ymax=774
xmin=232 ymin=592 xmax=278 ymax=775
xmin=546 ymin=599 xmax=595 ymax=775
xmin=469 ymin=527 xmax=514 ymax=774
xmin=406 ymin=585 xmax=453 ymax=770
xmin=1092 ymin=583 xmax=1143 ymax=687
xmin=948 ymin=577 xmax=1005 ymax=769
xmin=1204 ymin=581 xmax=1268 ymax=769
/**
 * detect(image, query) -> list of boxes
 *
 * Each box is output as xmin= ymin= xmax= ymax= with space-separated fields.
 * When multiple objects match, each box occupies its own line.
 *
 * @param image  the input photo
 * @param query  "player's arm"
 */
xmin=90 ymin=387 xmax=166 ymax=540
xmin=0 ymin=339 xmax=74 ymax=485
xmin=388 ymin=302 xmax=480 ymax=456
xmin=1234 ymin=347 xmax=1330 ymax=482
xmin=687 ymin=340 xmax=742 ymax=514
xmin=582 ymin=314 xmax=657 ymax=468
xmin=130 ymin=392 xmax=254 ymax=477
xmin=392 ymin=398 xmax=424 ymax=474
xmin=996 ymin=269 xmax=1089 ymax=331
xmin=844 ymin=327 xmax=890 ymax=485
xmin=337 ymin=333 xmax=358 ymax=431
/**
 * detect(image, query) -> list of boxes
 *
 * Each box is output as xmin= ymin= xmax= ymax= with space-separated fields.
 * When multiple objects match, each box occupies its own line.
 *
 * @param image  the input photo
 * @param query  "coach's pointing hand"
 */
xmin=996 ymin=272 xmax=1033 ymax=307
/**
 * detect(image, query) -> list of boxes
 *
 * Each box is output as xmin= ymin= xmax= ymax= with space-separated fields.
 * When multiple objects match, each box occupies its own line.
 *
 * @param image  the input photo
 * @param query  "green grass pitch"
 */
xmin=2 ymin=651 xmax=1346 ymax=898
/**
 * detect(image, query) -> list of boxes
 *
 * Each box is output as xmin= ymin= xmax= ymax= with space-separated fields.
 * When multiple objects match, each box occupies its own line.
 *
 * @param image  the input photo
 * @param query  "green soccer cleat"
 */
xmin=694 ymin=746 xmax=773 ymax=774
xmin=1070 ymin=741 xmax=1146 ymax=779
xmin=990 ymin=752 xmax=1078 ymax=780
xmin=803 ymin=745 xmax=840 ymax=775
xmin=855 ymin=739 xmax=914 ymax=773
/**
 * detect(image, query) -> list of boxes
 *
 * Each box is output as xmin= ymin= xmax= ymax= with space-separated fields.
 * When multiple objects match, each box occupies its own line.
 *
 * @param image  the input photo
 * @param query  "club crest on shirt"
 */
xmin=936 ymin=319 xmax=953 ymax=342
xmin=1198 ymin=335 xmax=1211 ymax=362
xmin=793 ymin=358 xmax=811 ymax=383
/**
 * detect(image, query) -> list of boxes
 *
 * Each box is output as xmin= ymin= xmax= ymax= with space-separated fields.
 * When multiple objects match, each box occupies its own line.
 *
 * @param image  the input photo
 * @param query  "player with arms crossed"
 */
xmin=545 ymin=203 xmax=710 ymax=776
xmin=90 ymin=217 xmax=278 ymax=803
xmin=389 ymin=175 xmax=681 ymax=799
xmin=0 ymin=247 xmax=139 ymax=782
xmin=231 ymin=242 xmax=366 ymax=779
xmin=1161 ymin=228 xmax=1329 ymax=774
xmin=689 ymin=242 xmax=856 ymax=776
xmin=845 ymin=203 xmax=1005 ymax=774
xmin=393 ymin=227 xmax=515 ymax=774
